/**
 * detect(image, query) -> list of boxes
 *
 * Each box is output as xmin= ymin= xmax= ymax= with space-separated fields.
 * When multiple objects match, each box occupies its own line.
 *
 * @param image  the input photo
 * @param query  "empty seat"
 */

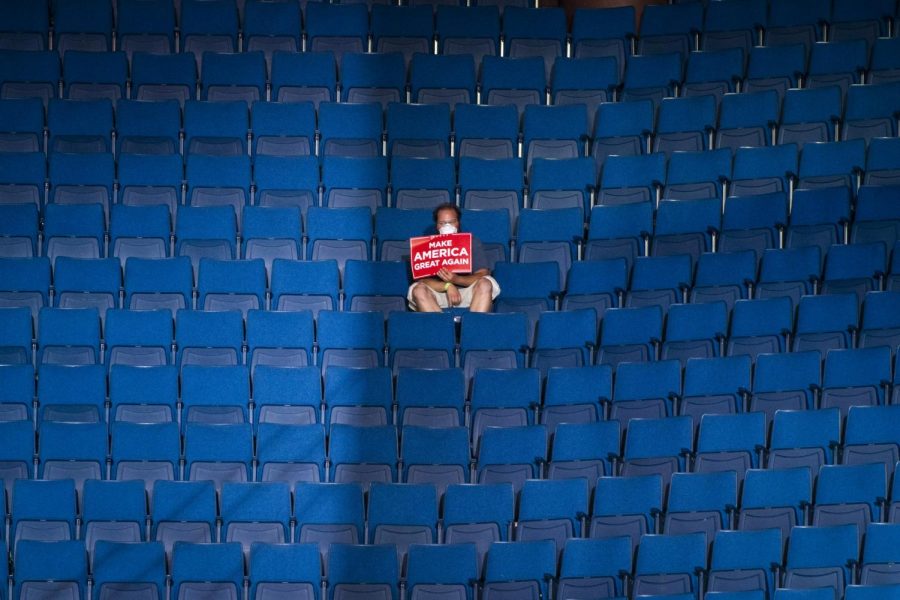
xmin=409 ymin=52 xmax=476 ymax=106
xmin=750 ymin=351 xmax=820 ymax=420
xmin=270 ymin=50 xmax=336 ymax=106
xmin=62 ymin=50 xmax=126 ymax=102
xmin=253 ymin=366 xmax=322 ymax=426
xmin=480 ymin=55 xmax=546 ymax=119
xmin=664 ymin=470 xmax=737 ymax=541
xmin=11 ymin=478 xmax=77 ymax=546
xmin=171 ymin=542 xmax=244 ymax=600
xmin=104 ymin=309 xmax=172 ymax=367
xmin=175 ymin=309 xmax=243 ymax=367
xmin=269 ymin=259 xmax=340 ymax=316
xmin=328 ymin=543 xmax=399 ymax=600
xmin=131 ymin=52 xmax=197 ymax=105
xmin=37 ymin=307 xmax=101 ymax=365
xmin=708 ymin=528 xmax=783 ymax=598
xmin=632 ymin=532 xmax=708 ymax=598
xmin=367 ymin=482 xmax=438 ymax=569
xmin=181 ymin=365 xmax=249 ymax=425
xmin=80 ymin=479 xmax=146 ymax=552
xmin=197 ymin=258 xmax=266 ymax=317
xmin=821 ymin=346 xmax=892 ymax=416
xmin=246 ymin=309 xmax=315 ymax=370
xmin=621 ymin=416 xmax=693 ymax=488
xmin=200 ymin=51 xmax=266 ymax=106
xmin=477 ymin=425 xmax=547 ymax=495
xmin=248 ymin=542 xmax=321 ymax=600
xmin=813 ymin=463 xmax=886 ymax=536
xmin=304 ymin=3 xmax=368 ymax=62
xmin=784 ymin=524 xmax=860 ymax=598
xmin=610 ymin=359 xmax=681 ymax=425
xmin=250 ymin=100 xmax=315 ymax=157
xmin=454 ymin=104 xmax=519 ymax=161
xmin=151 ymin=480 xmax=217 ymax=553
xmin=792 ymin=293 xmax=859 ymax=354
xmin=769 ymin=408 xmax=841 ymax=474
xmin=481 ymin=540 xmax=556 ymax=600
xmin=589 ymin=474 xmax=663 ymax=554
xmin=220 ymin=481 xmax=292 ymax=552
xmin=124 ymin=257 xmax=193 ymax=313
xmin=294 ymin=482 xmax=365 ymax=560
xmin=183 ymin=422 xmax=253 ymax=491
xmin=716 ymin=89 xmax=779 ymax=151
xmin=340 ymin=52 xmax=406 ymax=111
xmin=92 ymin=540 xmax=166 ymax=600
xmin=679 ymin=354 xmax=752 ymax=422
xmin=13 ymin=540 xmax=87 ymax=600
xmin=328 ymin=424 xmax=398 ymax=492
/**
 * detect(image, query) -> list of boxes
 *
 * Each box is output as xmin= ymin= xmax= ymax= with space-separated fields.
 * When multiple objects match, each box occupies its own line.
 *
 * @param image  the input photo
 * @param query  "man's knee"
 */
xmin=412 ymin=283 xmax=433 ymax=303
xmin=473 ymin=278 xmax=493 ymax=296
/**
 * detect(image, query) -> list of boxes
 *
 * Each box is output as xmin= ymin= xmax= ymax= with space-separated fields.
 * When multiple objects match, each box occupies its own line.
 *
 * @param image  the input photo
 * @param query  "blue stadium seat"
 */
xmin=638 ymin=2 xmax=702 ymax=57
xmin=37 ymin=307 xmax=101 ymax=365
xmin=251 ymin=101 xmax=315 ymax=157
xmin=183 ymin=100 xmax=248 ymax=156
xmin=620 ymin=52 xmax=682 ymax=108
xmin=179 ymin=0 xmax=238 ymax=64
xmin=14 ymin=540 xmax=87 ymax=600
xmin=80 ymin=479 xmax=146 ymax=552
xmin=11 ymin=478 xmax=77 ymax=546
xmin=727 ymin=297 xmax=793 ymax=362
xmin=111 ymin=421 xmax=180 ymax=492
xmin=769 ymin=408 xmax=841 ymax=474
xmin=521 ymin=105 xmax=589 ymax=170
xmin=476 ymin=425 xmax=547 ymax=494
xmin=661 ymin=302 xmax=728 ymax=367
xmin=481 ymin=540 xmax=556 ymax=600
xmin=654 ymin=95 xmax=717 ymax=156
xmin=708 ymin=528 xmax=783 ymax=598
xmin=328 ymin=543 xmax=399 ymax=600
xmin=115 ymin=0 xmax=176 ymax=56
xmin=253 ymin=155 xmax=319 ymax=216
xmin=683 ymin=48 xmax=744 ymax=103
xmin=316 ymin=310 xmax=385 ymax=371
xmin=0 ymin=257 xmax=51 ymax=320
xmin=550 ymin=57 xmax=618 ymax=132
xmin=387 ymin=312 xmax=456 ymax=372
xmin=175 ymin=309 xmax=243 ymax=367
xmin=470 ymin=368 xmax=540 ymax=448
xmin=454 ymin=104 xmax=519 ymax=160
xmin=591 ymin=99 xmax=653 ymax=169
xmin=151 ymin=480 xmax=217 ymax=553
xmin=502 ymin=6 xmax=566 ymax=79
xmin=367 ymin=482 xmax=438 ymax=570
xmin=716 ymin=90 xmax=779 ymax=151
xmin=632 ymin=532 xmax=708 ymax=598
xmin=270 ymin=50 xmax=336 ymax=106
xmin=664 ymin=470 xmax=737 ymax=542
xmin=611 ymin=359 xmax=681 ymax=425
xmin=305 ymin=207 xmax=372 ymax=271
xmin=598 ymin=152 xmax=666 ymax=206
xmin=596 ymin=305 xmax=663 ymax=369
xmin=131 ymin=52 xmax=197 ymax=105
xmin=248 ymin=543 xmax=321 ymax=600
xmin=246 ymin=309 xmax=314 ymax=370
xmin=183 ymin=422 xmax=254 ymax=491
xmin=305 ymin=3 xmax=368 ymax=61
xmin=405 ymin=543 xmax=478 ymax=600
xmin=744 ymin=44 xmax=806 ymax=102
xmin=124 ymin=257 xmax=193 ymax=313
xmin=390 ymin=157 xmax=455 ymax=211
xmin=792 ymin=293 xmax=859 ymax=354
xmin=328 ymin=424 xmax=398 ymax=492
xmin=589 ymin=474 xmax=663 ymax=554
xmin=719 ymin=193 xmax=786 ymax=260
xmin=109 ymin=364 xmax=178 ymax=423
xmin=0 ymin=151 xmax=45 ymax=207
xmin=756 ymin=246 xmax=822 ymax=309
xmin=621 ymin=415 xmax=693 ymax=487
xmin=783 ymin=524 xmax=859 ymax=599
xmin=270 ymin=259 xmax=340 ymax=316
xmin=812 ymin=463 xmax=886 ymax=537
xmin=371 ymin=5 xmax=433 ymax=67
xmin=627 ymin=254 xmax=693 ymax=313
xmin=294 ymin=482 xmax=365 ymax=561
xmin=252 ymin=366 xmax=321 ymax=425
xmin=104 ymin=308 xmax=172 ymax=367
xmin=53 ymin=0 xmax=112 ymax=53
xmin=242 ymin=206 xmax=303 ymax=275
xmin=409 ymin=53 xmax=476 ymax=106
xmin=764 ymin=0 xmax=830 ymax=51
xmin=181 ymin=364 xmax=250 ymax=424
xmin=117 ymin=153 xmax=183 ymax=216
xmin=680 ymin=354 xmax=751 ymax=422
xmin=0 ymin=49 xmax=60 ymax=107
xmin=459 ymin=311 xmax=529 ymax=381
xmin=806 ymin=40 xmax=868 ymax=98
xmin=386 ymin=103 xmax=451 ymax=159
xmin=570 ymin=6 xmax=634 ymax=79
xmin=480 ymin=55 xmax=546 ymax=119
xmin=109 ymin=204 xmax=171 ymax=263
xmin=62 ymin=50 xmax=127 ymax=102
xmin=243 ymin=0 xmax=301 ymax=68
xmin=92 ymin=540 xmax=166 ymax=600
xmin=0 ymin=0 xmax=49 ymax=51
xmin=546 ymin=419 xmax=619 ymax=483
xmin=174 ymin=205 xmax=238 ymax=274
xmin=436 ymin=5 xmax=500 ymax=66
xmin=171 ymin=542 xmax=244 ymax=600
xmin=0 ymin=307 xmax=32 ymax=365
xmin=220 ymin=481 xmax=292 ymax=552
xmin=197 ymin=257 xmax=266 ymax=316
xmin=324 ymin=366 xmax=392 ymax=429
xmin=695 ymin=411 xmax=766 ymax=482
xmin=38 ymin=421 xmax=107 ymax=492
xmin=558 ymin=537 xmax=633 ymax=600
xmin=585 ymin=202 xmax=652 ymax=269
xmin=340 ymin=52 xmax=406 ymax=111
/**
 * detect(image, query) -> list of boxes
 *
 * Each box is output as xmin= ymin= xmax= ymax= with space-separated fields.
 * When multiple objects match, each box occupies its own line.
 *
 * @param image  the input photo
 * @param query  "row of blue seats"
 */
xmin=4 ymin=39 xmax=900 ymax=112
xmin=3 ymin=186 xmax=899 ymax=262
xmin=4 ymin=0 xmax=898 ymax=55
xmin=3 ymin=380 xmax=899 ymax=504
xmin=5 ymin=344 xmax=900 ymax=424
xmin=5 ymin=535 xmax=899 ymax=600
xmin=2 ymin=279 xmax=900 ymax=367
xmin=2 ymin=417 xmax=898 ymax=526
xmin=4 ymin=85 xmax=900 ymax=163
xmin=3 ymin=470 xmax=900 ymax=557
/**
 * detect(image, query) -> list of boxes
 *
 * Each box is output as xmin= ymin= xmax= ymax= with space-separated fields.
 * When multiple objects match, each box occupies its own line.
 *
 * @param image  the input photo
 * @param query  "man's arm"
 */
xmin=436 ymin=267 xmax=490 ymax=288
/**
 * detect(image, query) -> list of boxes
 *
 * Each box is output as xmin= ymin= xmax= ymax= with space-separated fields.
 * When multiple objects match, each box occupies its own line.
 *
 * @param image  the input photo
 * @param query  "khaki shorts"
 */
xmin=407 ymin=276 xmax=501 ymax=310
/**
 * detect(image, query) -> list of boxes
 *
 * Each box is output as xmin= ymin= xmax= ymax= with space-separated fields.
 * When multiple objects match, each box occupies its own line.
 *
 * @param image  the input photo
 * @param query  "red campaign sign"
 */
xmin=409 ymin=233 xmax=473 ymax=280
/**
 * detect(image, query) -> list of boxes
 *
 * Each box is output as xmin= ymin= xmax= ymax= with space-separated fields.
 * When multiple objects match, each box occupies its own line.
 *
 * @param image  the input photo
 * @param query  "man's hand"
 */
xmin=436 ymin=268 xmax=457 ymax=284
xmin=446 ymin=283 xmax=462 ymax=306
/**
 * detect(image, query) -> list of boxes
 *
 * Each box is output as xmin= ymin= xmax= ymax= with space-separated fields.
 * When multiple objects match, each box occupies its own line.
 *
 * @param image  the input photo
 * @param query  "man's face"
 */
xmin=436 ymin=209 xmax=460 ymax=234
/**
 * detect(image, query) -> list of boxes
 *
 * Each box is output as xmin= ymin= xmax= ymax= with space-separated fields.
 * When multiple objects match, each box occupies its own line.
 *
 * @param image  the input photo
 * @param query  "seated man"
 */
xmin=407 ymin=203 xmax=500 ymax=312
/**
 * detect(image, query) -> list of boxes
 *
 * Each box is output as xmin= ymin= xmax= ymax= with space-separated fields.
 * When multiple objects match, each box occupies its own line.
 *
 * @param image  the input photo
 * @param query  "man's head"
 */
xmin=433 ymin=202 xmax=461 ymax=235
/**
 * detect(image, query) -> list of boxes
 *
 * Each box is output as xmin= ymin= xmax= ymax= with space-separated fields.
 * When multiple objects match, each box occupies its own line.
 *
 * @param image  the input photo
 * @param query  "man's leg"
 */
xmin=468 ymin=278 xmax=494 ymax=313
xmin=410 ymin=282 xmax=443 ymax=312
